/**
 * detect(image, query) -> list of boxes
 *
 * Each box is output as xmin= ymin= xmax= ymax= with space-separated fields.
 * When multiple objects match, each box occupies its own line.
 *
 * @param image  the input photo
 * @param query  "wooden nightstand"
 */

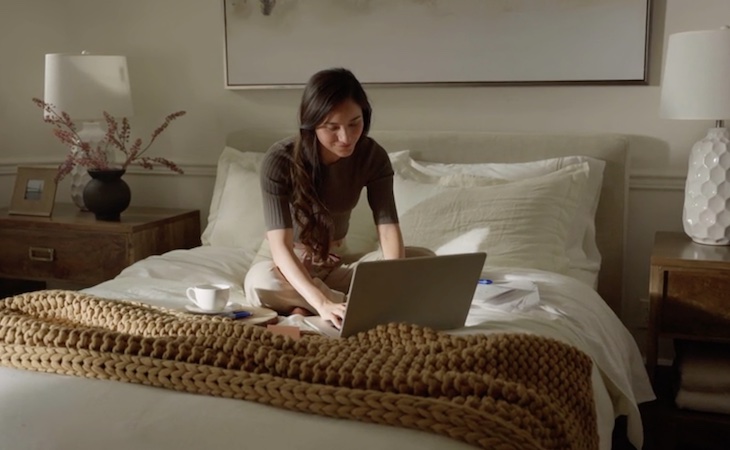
xmin=0 ymin=204 xmax=201 ymax=289
xmin=645 ymin=231 xmax=730 ymax=450
xmin=647 ymin=231 xmax=730 ymax=382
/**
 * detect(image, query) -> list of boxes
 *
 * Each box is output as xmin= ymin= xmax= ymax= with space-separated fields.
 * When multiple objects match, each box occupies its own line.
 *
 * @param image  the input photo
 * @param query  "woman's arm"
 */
xmin=377 ymin=222 xmax=405 ymax=259
xmin=267 ymin=228 xmax=347 ymax=325
xmin=364 ymin=141 xmax=402 ymax=259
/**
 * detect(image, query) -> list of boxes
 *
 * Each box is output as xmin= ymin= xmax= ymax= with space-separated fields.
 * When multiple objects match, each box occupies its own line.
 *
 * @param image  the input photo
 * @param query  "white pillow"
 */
xmin=388 ymin=150 xmax=605 ymax=285
xmin=200 ymin=147 xmax=267 ymax=252
xmin=397 ymin=163 xmax=591 ymax=274
xmin=346 ymin=156 xmax=505 ymax=255
xmin=201 ymin=147 xmax=383 ymax=256
xmin=199 ymin=145 xmax=602 ymax=278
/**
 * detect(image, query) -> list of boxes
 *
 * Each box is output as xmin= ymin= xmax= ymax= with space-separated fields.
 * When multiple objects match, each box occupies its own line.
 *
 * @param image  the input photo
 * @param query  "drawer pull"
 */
xmin=29 ymin=247 xmax=55 ymax=262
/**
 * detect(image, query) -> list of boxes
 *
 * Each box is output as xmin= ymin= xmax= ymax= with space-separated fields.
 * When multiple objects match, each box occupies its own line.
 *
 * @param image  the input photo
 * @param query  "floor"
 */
xmin=0 ymin=278 xmax=44 ymax=298
xmin=621 ymin=366 xmax=730 ymax=450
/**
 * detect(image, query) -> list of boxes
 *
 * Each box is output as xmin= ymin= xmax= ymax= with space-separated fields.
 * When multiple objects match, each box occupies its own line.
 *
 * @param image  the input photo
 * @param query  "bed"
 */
xmin=0 ymin=130 xmax=654 ymax=450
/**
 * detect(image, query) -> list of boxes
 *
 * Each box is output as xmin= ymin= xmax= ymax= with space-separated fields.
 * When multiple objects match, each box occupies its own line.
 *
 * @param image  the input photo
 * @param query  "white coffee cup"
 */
xmin=186 ymin=283 xmax=231 ymax=311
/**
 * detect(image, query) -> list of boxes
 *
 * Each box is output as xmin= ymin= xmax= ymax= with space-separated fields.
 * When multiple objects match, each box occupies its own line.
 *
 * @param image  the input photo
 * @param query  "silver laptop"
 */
xmin=306 ymin=252 xmax=486 ymax=338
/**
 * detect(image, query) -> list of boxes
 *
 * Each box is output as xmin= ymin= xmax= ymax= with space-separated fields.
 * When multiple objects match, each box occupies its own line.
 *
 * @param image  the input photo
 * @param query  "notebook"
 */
xmin=305 ymin=252 xmax=486 ymax=338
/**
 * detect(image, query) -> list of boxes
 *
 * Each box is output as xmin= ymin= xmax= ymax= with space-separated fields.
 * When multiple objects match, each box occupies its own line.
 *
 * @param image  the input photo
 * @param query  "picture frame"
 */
xmin=9 ymin=166 xmax=58 ymax=217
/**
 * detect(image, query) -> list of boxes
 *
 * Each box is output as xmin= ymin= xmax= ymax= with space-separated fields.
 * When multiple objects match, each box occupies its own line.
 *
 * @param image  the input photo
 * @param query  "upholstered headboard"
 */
xmin=226 ymin=130 xmax=629 ymax=317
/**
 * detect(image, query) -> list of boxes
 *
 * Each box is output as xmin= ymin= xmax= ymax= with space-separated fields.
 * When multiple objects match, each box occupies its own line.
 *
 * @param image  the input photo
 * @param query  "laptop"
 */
xmin=305 ymin=252 xmax=486 ymax=338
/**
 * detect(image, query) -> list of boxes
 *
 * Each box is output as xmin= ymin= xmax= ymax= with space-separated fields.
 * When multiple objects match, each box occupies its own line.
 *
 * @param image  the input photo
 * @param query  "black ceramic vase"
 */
xmin=83 ymin=169 xmax=131 ymax=221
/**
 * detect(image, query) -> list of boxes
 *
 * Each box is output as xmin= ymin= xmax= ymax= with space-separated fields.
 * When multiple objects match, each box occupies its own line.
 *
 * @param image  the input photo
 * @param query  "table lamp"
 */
xmin=43 ymin=52 xmax=134 ymax=209
xmin=659 ymin=25 xmax=730 ymax=246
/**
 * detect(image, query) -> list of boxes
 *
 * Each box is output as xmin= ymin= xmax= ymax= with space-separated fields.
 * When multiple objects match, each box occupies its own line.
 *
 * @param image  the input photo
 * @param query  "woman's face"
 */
xmin=315 ymin=99 xmax=364 ymax=165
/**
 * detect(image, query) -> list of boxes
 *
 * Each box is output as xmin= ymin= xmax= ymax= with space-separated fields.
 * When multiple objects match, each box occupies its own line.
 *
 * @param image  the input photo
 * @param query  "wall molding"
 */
xmin=0 ymin=160 xmax=217 ymax=178
xmin=629 ymin=170 xmax=686 ymax=191
xmin=0 ymin=159 xmax=687 ymax=190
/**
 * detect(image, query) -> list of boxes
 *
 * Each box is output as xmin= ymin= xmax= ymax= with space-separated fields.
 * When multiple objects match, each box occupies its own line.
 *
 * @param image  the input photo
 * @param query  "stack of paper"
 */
xmin=472 ymin=280 xmax=540 ymax=312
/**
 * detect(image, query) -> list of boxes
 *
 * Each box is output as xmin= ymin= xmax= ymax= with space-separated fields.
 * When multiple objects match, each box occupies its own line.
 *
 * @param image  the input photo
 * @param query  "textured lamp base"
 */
xmin=69 ymin=120 xmax=108 ymax=211
xmin=70 ymin=164 xmax=90 ymax=211
xmin=683 ymin=128 xmax=730 ymax=246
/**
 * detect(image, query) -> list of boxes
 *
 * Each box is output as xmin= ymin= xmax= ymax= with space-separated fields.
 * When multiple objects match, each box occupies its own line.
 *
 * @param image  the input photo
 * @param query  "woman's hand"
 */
xmin=313 ymin=299 xmax=347 ymax=329
xmin=267 ymin=229 xmax=347 ymax=326
xmin=309 ymin=278 xmax=347 ymax=329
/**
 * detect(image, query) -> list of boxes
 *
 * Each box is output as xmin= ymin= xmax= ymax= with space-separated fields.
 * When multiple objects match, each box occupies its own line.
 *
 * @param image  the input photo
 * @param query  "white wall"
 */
xmin=1 ymin=0 xmax=728 ymax=351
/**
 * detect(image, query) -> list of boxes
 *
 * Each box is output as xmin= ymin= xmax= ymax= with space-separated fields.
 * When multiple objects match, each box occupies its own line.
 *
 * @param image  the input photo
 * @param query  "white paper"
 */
xmin=473 ymin=280 xmax=540 ymax=312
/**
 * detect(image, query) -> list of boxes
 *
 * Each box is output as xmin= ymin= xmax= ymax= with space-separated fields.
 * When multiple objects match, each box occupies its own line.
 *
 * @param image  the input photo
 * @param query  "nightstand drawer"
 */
xmin=0 ymin=228 xmax=127 ymax=285
xmin=0 ymin=205 xmax=200 ymax=292
xmin=662 ymin=271 xmax=730 ymax=340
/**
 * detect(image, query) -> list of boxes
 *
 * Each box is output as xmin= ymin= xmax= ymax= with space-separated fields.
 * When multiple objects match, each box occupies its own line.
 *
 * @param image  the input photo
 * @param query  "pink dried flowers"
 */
xmin=32 ymin=98 xmax=186 ymax=182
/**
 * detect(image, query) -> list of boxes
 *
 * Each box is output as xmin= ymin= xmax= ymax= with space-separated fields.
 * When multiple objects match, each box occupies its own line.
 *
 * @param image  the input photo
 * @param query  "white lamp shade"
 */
xmin=44 ymin=53 xmax=134 ymax=121
xmin=659 ymin=26 xmax=730 ymax=120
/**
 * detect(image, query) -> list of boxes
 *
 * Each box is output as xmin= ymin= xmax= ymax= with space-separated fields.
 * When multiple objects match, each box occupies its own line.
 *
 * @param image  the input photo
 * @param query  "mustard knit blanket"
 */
xmin=0 ymin=290 xmax=598 ymax=450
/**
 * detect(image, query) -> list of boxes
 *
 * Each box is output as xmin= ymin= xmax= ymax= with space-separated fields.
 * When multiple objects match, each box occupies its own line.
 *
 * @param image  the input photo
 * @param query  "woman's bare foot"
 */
xmin=290 ymin=306 xmax=314 ymax=316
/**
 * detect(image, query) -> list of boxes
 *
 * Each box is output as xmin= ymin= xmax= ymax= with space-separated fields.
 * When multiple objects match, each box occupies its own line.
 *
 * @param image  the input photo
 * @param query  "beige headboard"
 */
xmin=226 ymin=129 xmax=629 ymax=317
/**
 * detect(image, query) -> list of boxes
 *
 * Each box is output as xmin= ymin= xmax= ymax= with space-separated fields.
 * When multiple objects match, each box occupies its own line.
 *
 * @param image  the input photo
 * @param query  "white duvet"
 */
xmin=0 ymin=246 xmax=654 ymax=450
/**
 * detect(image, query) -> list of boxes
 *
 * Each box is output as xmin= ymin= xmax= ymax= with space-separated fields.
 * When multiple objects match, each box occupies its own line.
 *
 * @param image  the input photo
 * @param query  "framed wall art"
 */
xmin=223 ymin=0 xmax=651 ymax=89
xmin=9 ymin=166 xmax=58 ymax=217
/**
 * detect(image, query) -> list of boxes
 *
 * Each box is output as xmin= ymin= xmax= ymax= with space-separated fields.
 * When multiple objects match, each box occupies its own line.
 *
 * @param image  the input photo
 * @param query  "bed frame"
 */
xmin=227 ymin=130 xmax=629 ymax=317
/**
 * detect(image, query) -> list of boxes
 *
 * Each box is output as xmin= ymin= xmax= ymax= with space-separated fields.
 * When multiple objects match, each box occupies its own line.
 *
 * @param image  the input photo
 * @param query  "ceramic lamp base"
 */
xmin=70 ymin=121 xmax=108 ymax=210
xmin=683 ymin=127 xmax=730 ymax=246
xmin=70 ymin=164 xmax=90 ymax=211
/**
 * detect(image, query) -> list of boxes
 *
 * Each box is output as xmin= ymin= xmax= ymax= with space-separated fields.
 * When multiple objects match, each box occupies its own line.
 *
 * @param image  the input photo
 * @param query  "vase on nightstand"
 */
xmin=82 ymin=169 xmax=131 ymax=222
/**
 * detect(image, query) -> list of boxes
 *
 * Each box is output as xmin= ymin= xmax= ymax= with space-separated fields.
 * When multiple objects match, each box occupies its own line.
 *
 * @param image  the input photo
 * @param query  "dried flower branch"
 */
xmin=32 ymin=98 xmax=186 ymax=183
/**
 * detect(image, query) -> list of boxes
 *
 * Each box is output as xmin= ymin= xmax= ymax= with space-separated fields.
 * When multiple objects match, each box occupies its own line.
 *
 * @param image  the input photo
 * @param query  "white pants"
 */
xmin=244 ymin=241 xmax=435 ymax=314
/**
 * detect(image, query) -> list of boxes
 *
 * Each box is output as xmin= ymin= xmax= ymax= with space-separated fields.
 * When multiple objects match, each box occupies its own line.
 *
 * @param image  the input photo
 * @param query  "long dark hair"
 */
xmin=291 ymin=68 xmax=372 ymax=261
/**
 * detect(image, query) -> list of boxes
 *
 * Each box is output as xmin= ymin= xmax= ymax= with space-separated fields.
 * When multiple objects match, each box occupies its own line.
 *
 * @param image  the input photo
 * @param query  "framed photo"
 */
xmin=9 ymin=166 xmax=58 ymax=217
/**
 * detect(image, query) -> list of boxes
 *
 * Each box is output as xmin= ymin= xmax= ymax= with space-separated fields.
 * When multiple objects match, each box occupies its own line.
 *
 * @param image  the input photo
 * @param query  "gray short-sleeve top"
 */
xmin=260 ymin=136 xmax=399 ymax=243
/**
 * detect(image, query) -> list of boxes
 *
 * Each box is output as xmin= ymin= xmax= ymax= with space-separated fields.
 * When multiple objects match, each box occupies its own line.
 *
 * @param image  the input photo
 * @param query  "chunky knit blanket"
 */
xmin=0 ymin=290 xmax=598 ymax=450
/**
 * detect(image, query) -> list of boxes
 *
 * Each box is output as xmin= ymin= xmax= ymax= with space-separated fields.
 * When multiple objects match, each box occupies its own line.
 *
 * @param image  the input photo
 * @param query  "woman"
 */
xmin=244 ymin=68 xmax=431 ymax=328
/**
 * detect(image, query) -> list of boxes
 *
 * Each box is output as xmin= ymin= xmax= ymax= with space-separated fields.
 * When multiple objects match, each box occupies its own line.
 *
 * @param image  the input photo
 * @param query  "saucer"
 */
xmin=183 ymin=304 xmax=278 ymax=325
xmin=184 ymin=304 xmax=235 ymax=315
xmin=237 ymin=306 xmax=278 ymax=325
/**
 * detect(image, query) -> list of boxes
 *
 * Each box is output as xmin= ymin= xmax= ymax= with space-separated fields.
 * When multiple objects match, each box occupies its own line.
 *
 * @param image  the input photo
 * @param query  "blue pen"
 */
xmin=223 ymin=310 xmax=253 ymax=319
xmin=478 ymin=279 xmax=493 ymax=285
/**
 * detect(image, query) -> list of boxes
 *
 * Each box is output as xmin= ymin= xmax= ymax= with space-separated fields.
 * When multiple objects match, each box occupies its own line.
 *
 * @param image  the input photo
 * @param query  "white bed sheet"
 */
xmin=0 ymin=246 xmax=654 ymax=450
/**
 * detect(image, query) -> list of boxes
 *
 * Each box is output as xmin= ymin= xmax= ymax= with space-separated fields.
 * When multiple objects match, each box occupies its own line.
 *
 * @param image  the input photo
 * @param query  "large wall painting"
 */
xmin=223 ymin=0 xmax=651 ymax=88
